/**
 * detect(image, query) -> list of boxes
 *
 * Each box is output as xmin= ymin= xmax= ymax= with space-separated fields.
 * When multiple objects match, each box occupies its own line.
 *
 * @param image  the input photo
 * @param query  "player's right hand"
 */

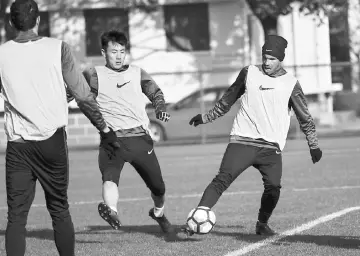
xmin=189 ymin=114 xmax=204 ymax=127
xmin=156 ymin=111 xmax=171 ymax=122
xmin=310 ymin=148 xmax=322 ymax=164
xmin=99 ymin=127 xmax=120 ymax=157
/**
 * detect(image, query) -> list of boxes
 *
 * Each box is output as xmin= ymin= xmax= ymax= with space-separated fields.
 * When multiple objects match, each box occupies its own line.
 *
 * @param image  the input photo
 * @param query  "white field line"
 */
xmin=224 ymin=206 xmax=360 ymax=256
xmin=0 ymin=184 xmax=359 ymax=211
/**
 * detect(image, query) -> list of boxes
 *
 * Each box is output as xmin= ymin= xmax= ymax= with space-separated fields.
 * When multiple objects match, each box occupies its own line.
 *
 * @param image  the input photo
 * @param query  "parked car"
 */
xmin=146 ymin=86 xmax=300 ymax=143
xmin=146 ymin=86 xmax=231 ymax=142
xmin=147 ymin=86 xmax=237 ymax=142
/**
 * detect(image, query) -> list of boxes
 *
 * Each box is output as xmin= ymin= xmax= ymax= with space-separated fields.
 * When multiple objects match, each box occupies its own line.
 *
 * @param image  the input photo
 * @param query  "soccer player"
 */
xmin=185 ymin=35 xmax=323 ymax=236
xmin=83 ymin=30 xmax=173 ymax=233
xmin=0 ymin=1 xmax=119 ymax=255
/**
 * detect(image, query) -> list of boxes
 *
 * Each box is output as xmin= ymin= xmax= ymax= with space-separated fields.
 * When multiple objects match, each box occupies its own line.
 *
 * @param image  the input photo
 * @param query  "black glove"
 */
xmin=310 ymin=148 xmax=322 ymax=164
xmin=99 ymin=127 xmax=120 ymax=158
xmin=66 ymin=87 xmax=74 ymax=103
xmin=156 ymin=111 xmax=170 ymax=122
xmin=189 ymin=114 xmax=204 ymax=127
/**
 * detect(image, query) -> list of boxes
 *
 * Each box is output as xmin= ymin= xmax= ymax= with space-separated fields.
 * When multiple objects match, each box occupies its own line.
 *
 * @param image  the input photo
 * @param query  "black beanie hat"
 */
xmin=262 ymin=35 xmax=288 ymax=61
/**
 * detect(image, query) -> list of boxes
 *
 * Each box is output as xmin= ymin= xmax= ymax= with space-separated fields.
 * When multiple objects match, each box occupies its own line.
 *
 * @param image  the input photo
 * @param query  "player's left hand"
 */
xmin=156 ymin=111 xmax=171 ymax=122
xmin=189 ymin=114 xmax=204 ymax=127
xmin=310 ymin=148 xmax=322 ymax=164
xmin=66 ymin=87 xmax=74 ymax=103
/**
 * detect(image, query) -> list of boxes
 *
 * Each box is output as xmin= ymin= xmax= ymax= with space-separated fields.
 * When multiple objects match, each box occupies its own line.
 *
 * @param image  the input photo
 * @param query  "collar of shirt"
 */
xmin=105 ymin=64 xmax=129 ymax=73
xmin=14 ymin=31 xmax=42 ymax=43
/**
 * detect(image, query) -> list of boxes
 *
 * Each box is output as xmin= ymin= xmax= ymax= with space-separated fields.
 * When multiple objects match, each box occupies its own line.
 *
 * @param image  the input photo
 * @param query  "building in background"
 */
xmin=278 ymin=2 xmax=340 ymax=124
xmin=348 ymin=0 xmax=360 ymax=92
xmin=0 ymin=0 xmax=347 ymax=148
xmin=3 ymin=0 xmax=254 ymax=104
xmin=329 ymin=0 xmax=351 ymax=92
xmin=2 ymin=0 xmax=340 ymax=105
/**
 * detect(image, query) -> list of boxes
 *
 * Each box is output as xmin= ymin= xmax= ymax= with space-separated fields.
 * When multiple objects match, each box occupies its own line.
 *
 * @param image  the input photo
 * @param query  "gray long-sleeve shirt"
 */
xmin=83 ymin=65 xmax=166 ymax=137
xmin=202 ymin=65 xmax=319 ymax=150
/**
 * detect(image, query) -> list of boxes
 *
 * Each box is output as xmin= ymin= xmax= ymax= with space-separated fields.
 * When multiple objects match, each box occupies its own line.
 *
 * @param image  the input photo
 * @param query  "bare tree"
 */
xmin=245 ymin=0 xmax=347 ymax=35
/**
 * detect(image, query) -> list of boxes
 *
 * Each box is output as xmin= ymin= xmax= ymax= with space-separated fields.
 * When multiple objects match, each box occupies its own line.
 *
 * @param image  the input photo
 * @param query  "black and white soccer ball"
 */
xmin=186 ymin=206 xmax=216 ymax=234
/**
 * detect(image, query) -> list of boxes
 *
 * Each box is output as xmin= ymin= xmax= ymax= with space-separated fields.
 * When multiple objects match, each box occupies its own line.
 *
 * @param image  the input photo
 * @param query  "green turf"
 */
xmin=0 ymin=137 xmax=360 ymax=255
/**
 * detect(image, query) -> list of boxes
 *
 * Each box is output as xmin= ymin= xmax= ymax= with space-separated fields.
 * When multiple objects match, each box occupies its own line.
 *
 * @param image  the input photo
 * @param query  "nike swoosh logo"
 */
xmin=259 ymin=85 xmax=274 ymax=90
xmin=117 ymin=81 xmax=130 ymax=88
xmin=148 ymin=148 xmax=154 ymax=154
xmin=275 ymin=150 xmax=281 ymax=154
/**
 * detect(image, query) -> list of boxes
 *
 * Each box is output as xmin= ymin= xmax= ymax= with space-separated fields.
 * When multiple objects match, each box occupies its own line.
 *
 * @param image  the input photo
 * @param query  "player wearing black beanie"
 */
xmin=262 ymin=35 xmax=288 ymax=61
xmin=184 ymin=34 xmax=323 ymax=237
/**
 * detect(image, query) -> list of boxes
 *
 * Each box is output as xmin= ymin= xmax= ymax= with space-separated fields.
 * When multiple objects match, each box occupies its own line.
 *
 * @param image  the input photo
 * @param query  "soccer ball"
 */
xmin=186 ymin=206 xmax=216 ymax=234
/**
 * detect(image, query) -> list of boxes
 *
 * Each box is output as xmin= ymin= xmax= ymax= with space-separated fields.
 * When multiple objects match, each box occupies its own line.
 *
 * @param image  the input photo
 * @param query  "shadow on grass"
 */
xmin=0 ymin=224 xmax=200 ymax=244
xmin=0 ymin=228 xmax=54 ymax=242
xmin=276 ymin=235 xmax=360 ymax=249
xmin=2 ymin=226 xmax=357 ymax=249
xmin=77 ymin=224 xmax=202 ymax=243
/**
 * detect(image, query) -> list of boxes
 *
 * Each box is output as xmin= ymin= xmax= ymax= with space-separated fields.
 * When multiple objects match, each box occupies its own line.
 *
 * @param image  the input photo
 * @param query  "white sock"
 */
xmin=153 ymin=206 xmax=164 ymax=217
xmin=109 ymin=206 xmax=118 ymax=214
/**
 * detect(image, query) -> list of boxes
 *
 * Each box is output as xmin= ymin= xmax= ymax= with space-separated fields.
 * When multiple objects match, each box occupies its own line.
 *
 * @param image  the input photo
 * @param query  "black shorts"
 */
xmin=6 ymin=127 xmax=70 ymax=220
xmin=220 ymin=143 xmax=282 ymax=188
xmin=98 ymin=134 xmax=165 ymax=196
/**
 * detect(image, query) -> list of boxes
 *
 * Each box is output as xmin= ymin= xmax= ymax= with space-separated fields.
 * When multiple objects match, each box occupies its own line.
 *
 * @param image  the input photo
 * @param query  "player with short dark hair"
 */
xmin=184 ymin=35 xmax=323 ymax=236
xmin=0 ymin=1 xmax=119 ymax=255
xmin=83 ymin=30 xmax=173 ymax=234
xmin=101 ymin=29 xmax=129 ymax=50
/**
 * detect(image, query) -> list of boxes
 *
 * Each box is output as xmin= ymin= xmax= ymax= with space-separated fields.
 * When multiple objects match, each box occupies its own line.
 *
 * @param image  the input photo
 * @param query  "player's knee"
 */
xmin=49 ymin=208 xmax=71 ymax=222
xmin=264 ymin=184 xmax=281 ymax=197
xmin=151 ymin=187 xmax=165 ymax=197
xmin=151 ymin=183 xmax=165 ymax=197
xmin=7 ymin=211 xmax=28 ymax=225
xmin=47 ymin=201 xmax=71 ymax=222
xmin=264 ymin=178 xmax=281 ymax=190
xmin=211 ymin=172 xmax=233 ymax=192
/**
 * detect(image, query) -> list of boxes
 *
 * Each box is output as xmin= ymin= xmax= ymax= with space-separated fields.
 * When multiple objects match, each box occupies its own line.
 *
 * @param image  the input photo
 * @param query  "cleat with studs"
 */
xmin=98 ymin=202 xmax=122 ymax=230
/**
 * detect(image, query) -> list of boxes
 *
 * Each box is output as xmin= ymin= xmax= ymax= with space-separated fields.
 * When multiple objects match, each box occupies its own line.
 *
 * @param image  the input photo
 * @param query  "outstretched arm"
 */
xmin=141 ymin=68 xmax=166 ymax=113
xmin=62 ymin=42 xmax=120 ymax=155
xmin=289 ymin=81 xmax=322 ymax=163
xmin=289 ymin=81 xmax=319 ymax=149
xmin=201 ymin=66 xmax=248 ymax=124
xmin=141 ymin=68 xmax=170 ymax=122
xmin=61 ymin=42 xmax=107 ymax=132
